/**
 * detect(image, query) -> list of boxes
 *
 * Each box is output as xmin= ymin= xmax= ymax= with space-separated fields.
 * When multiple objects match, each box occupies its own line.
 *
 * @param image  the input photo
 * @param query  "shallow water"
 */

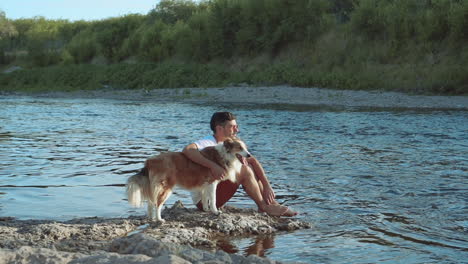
xmin=0 ymin=96 xmax=467 ymax=263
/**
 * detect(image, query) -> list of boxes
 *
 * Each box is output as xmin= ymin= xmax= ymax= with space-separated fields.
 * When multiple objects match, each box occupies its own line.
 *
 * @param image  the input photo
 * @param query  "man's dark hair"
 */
xmin=210 ymin=112 xmax=236 ymax=133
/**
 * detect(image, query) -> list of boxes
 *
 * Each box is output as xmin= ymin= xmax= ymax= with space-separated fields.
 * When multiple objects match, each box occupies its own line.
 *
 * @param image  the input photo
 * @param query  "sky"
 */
xmin=1 ymin=0 xmax=159 ymax=21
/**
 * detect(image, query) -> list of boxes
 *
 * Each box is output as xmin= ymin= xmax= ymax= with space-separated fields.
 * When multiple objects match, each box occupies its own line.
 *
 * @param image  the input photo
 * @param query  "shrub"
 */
xmin=65 ymin=29 xmax=97 ymax=63
xmin=448 ymin=0 xmax=468 ymax=42
xmin=349 ymin=0 xmax=385 ymax=40
xmin=137 ymin=20 xmax=168 ymax=62
xmin=417 ymin=0 xmax=451 ymax=42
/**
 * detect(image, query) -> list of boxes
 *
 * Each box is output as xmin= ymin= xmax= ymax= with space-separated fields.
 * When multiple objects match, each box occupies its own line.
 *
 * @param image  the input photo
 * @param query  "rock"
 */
xmin=5 ymin=86 xmax=466 ymax=110
xmin=0 ymin=203 xmax=311 ymax=263
xmin=153 ymin=254 xmax=191 ymax=264
xmin=0 ymin=246 xmax=84 ymax=264
xmin=109 ymin=234 xmax=286 ymax=263
xmin=69 ymin=252 xmax=154 ymax=264
xmin=0 ymin=245 xmax=171 ymax=264
xmin=0 ymin=217 xmax=144 ymax=253
xmin=143 ymin=202 xmax=310 ymax=247
xmin=2 ymin=66 xmax=22 ymax=74
xmin=0 ymin=236 xmax=286 ymax=264
xmin=109 ymin=233 xmax=183 ymax=257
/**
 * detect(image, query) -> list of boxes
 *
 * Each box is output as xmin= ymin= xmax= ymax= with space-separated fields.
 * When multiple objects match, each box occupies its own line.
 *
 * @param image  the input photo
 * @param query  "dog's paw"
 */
xmin=148 ymin=217 xmax=165 ymax=223
xmin=154 ymin=219 xmax=166 ymax=224
xmin=211 ymin=209 xmax=221 ymax=216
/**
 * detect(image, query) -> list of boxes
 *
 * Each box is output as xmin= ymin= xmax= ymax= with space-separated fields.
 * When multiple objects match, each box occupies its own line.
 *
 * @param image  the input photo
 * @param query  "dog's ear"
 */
xmin=223 ymin=138 xmax=234 ymax=152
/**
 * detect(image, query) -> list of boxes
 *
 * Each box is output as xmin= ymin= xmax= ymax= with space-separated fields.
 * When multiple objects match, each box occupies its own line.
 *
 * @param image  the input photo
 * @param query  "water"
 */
xmin=1 ymin=96 xmax=467 ymax=263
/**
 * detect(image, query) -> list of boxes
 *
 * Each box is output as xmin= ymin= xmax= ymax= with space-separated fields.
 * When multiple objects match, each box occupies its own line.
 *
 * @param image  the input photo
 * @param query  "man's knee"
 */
xmin=239 ymin=164 xmax=255 ymax=181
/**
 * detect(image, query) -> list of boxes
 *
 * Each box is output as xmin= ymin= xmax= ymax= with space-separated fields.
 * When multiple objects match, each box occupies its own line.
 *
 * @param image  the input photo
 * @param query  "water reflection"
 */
xmin=244 ymin=235 xmax=276 ymax=256
xmin=217 ymin=235 xmax=276 ymax=257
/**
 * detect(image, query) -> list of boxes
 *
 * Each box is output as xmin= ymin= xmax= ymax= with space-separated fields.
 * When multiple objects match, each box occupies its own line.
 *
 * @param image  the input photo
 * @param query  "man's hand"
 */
xmin=240 ymin=156 xmax=249 ymax=166
xmin=210 ymin=164 xmax=226 ymax=180
xmin=263 ymin=184 xmax=276 ymax=205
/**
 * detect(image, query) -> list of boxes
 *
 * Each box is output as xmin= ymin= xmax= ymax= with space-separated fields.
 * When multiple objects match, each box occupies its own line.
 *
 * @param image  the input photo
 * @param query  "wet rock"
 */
xmin=109 ymin=234 xmax=284 ymax=264
xmin=0 ymin=202 xmax=310 ymax=263
xmin=0 ymin=246 xmax=158 ymax=264
xmin=144 ymin=202 xmax=311 ymax=246
xmin=0 ymin=234 xmax=289 ymax=264
xmin=0 ymin=247 xmax=84 ymax=264
xmin=0 ymin=217 xmax=144 ymax=253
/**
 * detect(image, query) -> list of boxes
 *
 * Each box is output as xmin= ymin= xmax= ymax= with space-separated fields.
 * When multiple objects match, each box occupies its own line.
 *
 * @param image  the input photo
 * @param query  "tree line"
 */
xmin=1 ymin=0 xmax=467 ymax=94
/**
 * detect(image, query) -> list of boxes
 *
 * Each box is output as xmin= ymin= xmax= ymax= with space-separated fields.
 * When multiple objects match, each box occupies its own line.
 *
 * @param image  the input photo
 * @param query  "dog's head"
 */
xmin=223 ymin=137 xmax=251 ymax=162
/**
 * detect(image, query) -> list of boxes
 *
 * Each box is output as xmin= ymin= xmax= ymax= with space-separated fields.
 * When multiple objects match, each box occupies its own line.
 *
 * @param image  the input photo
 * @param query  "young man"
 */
xmin=182 ymin=112 xmax=297 ymax=217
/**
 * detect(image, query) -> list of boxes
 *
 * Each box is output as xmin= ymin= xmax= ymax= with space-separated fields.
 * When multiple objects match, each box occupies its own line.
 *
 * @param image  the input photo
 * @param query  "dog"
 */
xmin=126 ymin=137 xmax=251 ymax=222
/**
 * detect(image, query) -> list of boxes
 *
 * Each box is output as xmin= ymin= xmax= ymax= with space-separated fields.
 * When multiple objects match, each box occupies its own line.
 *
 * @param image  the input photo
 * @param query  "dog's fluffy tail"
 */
xmin=126 ymin=167 xmax=149 ymax=207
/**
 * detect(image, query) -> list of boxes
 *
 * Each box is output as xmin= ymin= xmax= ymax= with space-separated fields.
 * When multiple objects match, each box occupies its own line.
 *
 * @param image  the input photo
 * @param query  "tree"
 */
xmin=0 ymin=10 xmax=18 ymax=64
xmin=0 ymin=10 xmax=18 ymax=40
xmin=148 ymin=0 xmax=198 ymax=24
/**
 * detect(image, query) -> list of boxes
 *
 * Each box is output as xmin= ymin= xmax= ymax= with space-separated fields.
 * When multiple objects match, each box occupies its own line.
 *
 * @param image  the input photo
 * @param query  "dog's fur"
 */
xmin=126 ymin=138 xmax=250 ymax=221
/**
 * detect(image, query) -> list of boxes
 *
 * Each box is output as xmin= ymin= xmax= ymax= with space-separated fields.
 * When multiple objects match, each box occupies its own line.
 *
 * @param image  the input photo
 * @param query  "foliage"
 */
xmin=0 ymin=10 xmax=18 ymax=64
xmin=93 ymin=14 xmax=145 ymax=62
xmin=148 ymin=0 xmax=199 ymax=24
xmin=65 ymin=29 xmax=97 ymax=63
xmin=0 ymin=1 xmax=467 ymax=94
xmin=0 ymin=11 xmax=17 ymax=40
xmin=448 ymin=0 xmax=468 ymax=42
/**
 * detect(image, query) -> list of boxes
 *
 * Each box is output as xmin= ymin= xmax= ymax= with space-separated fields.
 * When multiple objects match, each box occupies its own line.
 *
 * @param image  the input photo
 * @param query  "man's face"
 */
xmin=220 ymin=120 xmax=239 ymax=137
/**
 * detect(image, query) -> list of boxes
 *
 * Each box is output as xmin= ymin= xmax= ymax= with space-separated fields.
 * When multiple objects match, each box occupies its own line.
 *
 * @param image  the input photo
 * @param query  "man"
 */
xmin=182 ymin=112 xmax=297 ymax=217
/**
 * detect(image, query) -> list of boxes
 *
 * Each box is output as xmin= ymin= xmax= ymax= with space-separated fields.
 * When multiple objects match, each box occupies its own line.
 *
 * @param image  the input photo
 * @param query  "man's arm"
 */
xmin=182 ymin=143 xmax=226 ymax=180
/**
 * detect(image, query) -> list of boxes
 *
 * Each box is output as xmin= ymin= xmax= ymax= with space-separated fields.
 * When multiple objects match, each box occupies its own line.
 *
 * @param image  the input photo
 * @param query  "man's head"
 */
xmin=210 ymin=112 xmax=239 ymax=138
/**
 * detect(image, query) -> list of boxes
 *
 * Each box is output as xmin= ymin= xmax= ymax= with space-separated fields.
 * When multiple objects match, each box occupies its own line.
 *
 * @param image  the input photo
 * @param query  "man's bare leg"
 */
xmin=238 ymin=165 xmax=288 ymax=216
xmin=249 ymin=163 xmax=298 ymax=216
xmin=255 ymin=178 xmax=298 ymax=216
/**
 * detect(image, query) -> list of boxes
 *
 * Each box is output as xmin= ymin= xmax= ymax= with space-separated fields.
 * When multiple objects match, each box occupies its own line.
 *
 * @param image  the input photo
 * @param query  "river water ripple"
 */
xmin=0 ymin=96 xmax=467 ymax=263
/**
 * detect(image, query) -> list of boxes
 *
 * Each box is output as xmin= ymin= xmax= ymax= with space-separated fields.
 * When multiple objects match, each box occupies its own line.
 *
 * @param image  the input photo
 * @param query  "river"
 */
xmin=0 ymin=95 xmax=467 ymax=263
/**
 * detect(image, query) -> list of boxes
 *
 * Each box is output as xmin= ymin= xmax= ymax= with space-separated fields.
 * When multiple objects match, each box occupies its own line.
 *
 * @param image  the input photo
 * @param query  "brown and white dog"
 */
xmin=126 ymin=137 xmax=251 ymax=222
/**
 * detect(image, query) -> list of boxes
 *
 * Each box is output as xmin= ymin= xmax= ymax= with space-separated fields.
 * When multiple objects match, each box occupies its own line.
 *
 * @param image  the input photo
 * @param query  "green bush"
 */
xmin=94 ymin=15 xmax=145 ymax=62
xmin=1 ymin=0 xmax=468 ymax=95
xmin=137 ymin=20 xmax=168 ymax=61
xmin=448 ymin=0 xmax=468 ymax=42
xmin=148 ymin=0 xmax=199 ymax=24
xmin=65 ymin=29 xmax=97 ymax=63
xmin=418 ymin=0 xmax=451 ymax=42
xmin=186 ymin=11 xmax=211 ymax=61
xmin=349 ymin=0 xmax=385 ymax=40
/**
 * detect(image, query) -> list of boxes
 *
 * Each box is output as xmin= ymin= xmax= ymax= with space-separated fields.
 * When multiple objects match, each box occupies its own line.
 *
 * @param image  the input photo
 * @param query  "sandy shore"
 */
xmin=6 ymin=86 xmax=467 ymax=109
xmin=0 ymin=202 xmax=310 ymax=264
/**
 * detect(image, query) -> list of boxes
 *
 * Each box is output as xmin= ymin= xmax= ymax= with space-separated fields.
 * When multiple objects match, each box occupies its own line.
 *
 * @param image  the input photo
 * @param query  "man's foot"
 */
xmin=281 ymin=207 xmax=299 ymax=217
xmin=260 ymin=204 xmax=298 ymax=217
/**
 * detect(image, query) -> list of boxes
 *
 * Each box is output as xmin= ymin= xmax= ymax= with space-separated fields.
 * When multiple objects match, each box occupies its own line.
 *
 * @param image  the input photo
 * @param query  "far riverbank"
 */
xmin=4 ymin=86 xmax=467 ymax=110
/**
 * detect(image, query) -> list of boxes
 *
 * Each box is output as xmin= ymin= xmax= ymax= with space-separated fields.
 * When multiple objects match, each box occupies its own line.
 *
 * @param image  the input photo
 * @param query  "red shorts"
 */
xmin=196 ymin=180 xmax=240 ymax=210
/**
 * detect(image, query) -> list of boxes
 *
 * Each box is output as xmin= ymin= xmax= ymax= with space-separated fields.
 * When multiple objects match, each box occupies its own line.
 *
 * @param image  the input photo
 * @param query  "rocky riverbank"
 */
xmin=0 ymin=202 xmax=311 ymax=263
xmin=3 ymin=86 xmax=467 ymax=110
